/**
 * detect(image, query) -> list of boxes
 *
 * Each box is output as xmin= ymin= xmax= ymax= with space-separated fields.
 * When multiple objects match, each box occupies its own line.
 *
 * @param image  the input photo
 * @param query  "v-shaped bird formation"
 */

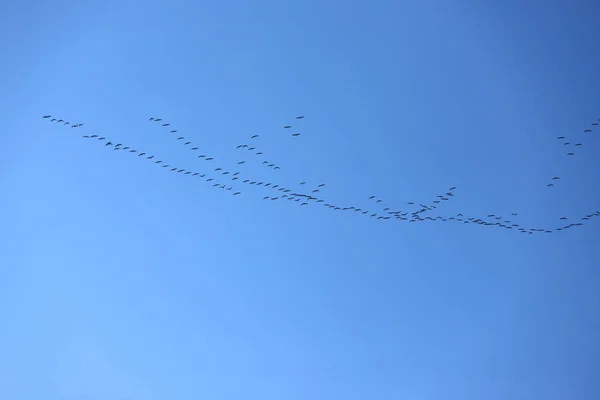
xmin=41 ymin=114 xmax=600 ymax=235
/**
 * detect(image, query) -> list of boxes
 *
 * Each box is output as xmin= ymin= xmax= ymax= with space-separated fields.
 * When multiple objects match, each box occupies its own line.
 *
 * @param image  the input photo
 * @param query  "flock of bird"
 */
xmin=41 ymin=114 xmax=600 ymax=235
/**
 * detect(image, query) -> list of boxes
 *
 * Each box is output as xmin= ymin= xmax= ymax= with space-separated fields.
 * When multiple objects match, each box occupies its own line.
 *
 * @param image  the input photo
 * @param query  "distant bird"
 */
xmin=236 ymin=145 xmax=243 ymax=149
xmin=547 ymin=183 xmax=554 ymax=187
xmin=206 ymin=157 xmax=214 ymax=161
xmin=184 ymin=142 xmax=191 ymax=145
xmin=177 ymin=137 xmax=184 ymax=140
xmin=147 ymin=155 xmax=154 ymax=159
xmin=43 ymin=115 xmax=51 ymax=118
xmin=105 ymin=142 xmax=113 ymax=146
xmin=584 ymin=129 xmax=592 ymax=132
xmin=251 ymin=135 xmax=259 ymax=139
xmin=296 ymin=116 xmax=304 ymax=119
xmin=90 ymin=134 xmax=98 ymax=138
xmin=256 ymin=152 xmax=263 ymax=155
xmin=170 ymin=130 xmax=177 ymax=133
xmin=552 ymin=176 xmax=560 ymax=180
xmin=149 ymin=117 xmax=154 ymax=121
xmin=575 ymin=143 xmax=582 ymax=146
xmin=292 ymin=133 xmax=300 ymax=137
xmin=557 ymin=136 xmax=565 ymax=139
xmin=215 ymin=168 xmax=222 ymax=171
xmin=191 ymin=147 xmax=198 ymax=150
xmin=274 ymin=166 xmax=280 ymax=170
xmin=300 ymin=182 xmax=306 ymax=185
xmin=233 ymin=192 xmax=241 ymax=196
xmin=238 ymin=161 xmax=246 ymax=164
xmin=369 ymin=196 xmax=375 ymax=199
xmin=162 ymin=123 xmax=170 ymax=127
xmin=567 ymin=152 xmax=575 ymax=156
xmin=155 ymin=118 xmax=162 ymax=122
xmin=284 ymin=125 xmax=292 ymax=129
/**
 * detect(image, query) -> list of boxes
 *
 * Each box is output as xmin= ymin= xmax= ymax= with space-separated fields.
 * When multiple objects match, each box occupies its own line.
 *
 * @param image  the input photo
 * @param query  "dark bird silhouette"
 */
xmin=575 ymin=143 xmax=582 ymax=146
xmin=292 ymin=133 xmax=300 ymax=137
xmin=184 ymin=141 xmax=191 ymax=145
xmin=191 ymin=147 xmax=198 ymax=150
xmin=43 ymin=115 xmax=51 ymax=119
xmin=567 ymin=152 xmax=575 ymax=156
xmin=584 ymin=129 xmax=592 ymax=132
xmin=105 ymin=142 xmax=113 ymax=146
xmin=251 ymin=135 xmax=259 ymax=139
xmin=296 ymin=116 xmax=304 ymax=119
xmin=233 ymin=192 xmax=241 ymax=196
xmin=369 ymin=196 xmax=375 ymax=199
xmin=557 ymin=136 xmax=565 ymax=139
xmin=162 ymin=123 xmax=170 ymax=127
xmin=552 ymin=176 xmax=560 ymax=180
xmin=238 ymin=161 xmax=246 ymax=164
xmin=170 ymin=130 xmax=177 ymax=133
xmin=284 ymin=125 xmax=292 ymax=129
xmin=177 ymin=137 xmax=184 ymax=140
xmin=547 ymin=183 xmax=554 ymax=187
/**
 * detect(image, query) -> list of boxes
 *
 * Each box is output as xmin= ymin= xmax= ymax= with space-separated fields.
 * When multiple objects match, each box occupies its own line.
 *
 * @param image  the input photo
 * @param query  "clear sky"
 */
xmin=2 ymin=1 xmax=600 ymax=399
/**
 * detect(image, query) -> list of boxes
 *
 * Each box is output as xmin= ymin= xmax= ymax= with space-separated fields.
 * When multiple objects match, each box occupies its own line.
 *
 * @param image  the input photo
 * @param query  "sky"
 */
xmin=1 ymin=0 xmax=600 ymax=399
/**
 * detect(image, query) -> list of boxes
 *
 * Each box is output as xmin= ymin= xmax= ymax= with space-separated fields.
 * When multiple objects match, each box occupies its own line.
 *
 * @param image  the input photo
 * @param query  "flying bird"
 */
xmin=292 ymin=133 xmax=300 ymax=137
xmin=284 ymin=125 xmax=291 ymax=129
xmin=251 ymin=135 xmax=259 ymax=139
xmin=296 ymin=116 xmax=304 ymax=119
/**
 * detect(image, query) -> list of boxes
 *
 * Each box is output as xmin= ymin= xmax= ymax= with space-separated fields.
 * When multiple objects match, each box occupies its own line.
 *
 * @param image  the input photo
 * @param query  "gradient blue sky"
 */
xmin=2 ymin=1 xmax=600 ymax=399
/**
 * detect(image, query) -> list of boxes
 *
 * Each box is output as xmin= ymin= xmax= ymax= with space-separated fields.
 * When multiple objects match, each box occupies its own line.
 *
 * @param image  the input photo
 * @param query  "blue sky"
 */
xmin=2 ymin=0 xmax=600 ymax=399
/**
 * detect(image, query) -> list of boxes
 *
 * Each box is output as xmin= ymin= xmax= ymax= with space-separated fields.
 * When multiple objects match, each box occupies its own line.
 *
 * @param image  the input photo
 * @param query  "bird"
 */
xmin=191 ymin=147 xmax=198 ymax=150
xmin=296 ymin=116 xmax=304 ymax=119
xmin=251 ymin=135 xmax=259 ymax=139
xmin=238 ymin=161 xmax=246 ymax=164
xmin=557 ymin=136 xmax=565 ymax=139
xmin=105 ymin=142 xmax=113 ymax=146
xmin=149 ymin=117 xmax=154 ymax=121
xmin=177 ymin=137 xmax=184 ymax=140
xmin=155 ymin=118 xmax=162 ymax=122
xmin=43 ymin=115 xmax=51 ymax=118
xmin=318 ymin=184 xmax=325 ymax=187
xmin=162 ymin=123 xmax=170 ymax=127
xmin=170 ymin=130 xmax=177 ymax=133
xmin=584 ymin=129 xmax=592 ymax=132
xmin=292 ymin=133 xmax=300 ymax=137
xmin=233 ymin=192 xmax=241 ymax=196
xmin=184 ymin=142 xmax=191 ymax=145
xmin=552 ymin=177 xmax=560 ymax=180
xmin=369 ymin=196 xmax=376 ymax=199
xmin=547 ymin=183 xmax=554 ymax=187
xmin=284 ymin=125 xmax=292 ymax=129
xmin=575 ymin=143 xmax=582 ymax=146
xmin=90 ymin=134 xmax=98 ymax=138
xmin=567 ymin=152 xmax=575 ymax=156
xmin=215 ymin=168 xmax=222 ymax=171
